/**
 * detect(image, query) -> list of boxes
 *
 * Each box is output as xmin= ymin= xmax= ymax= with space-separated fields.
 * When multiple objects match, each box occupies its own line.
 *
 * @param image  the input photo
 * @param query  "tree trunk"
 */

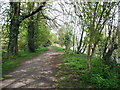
xmin=7 ymin=2 xmax=46 ymax=57
xmin=102 ymin=42 xmax=118 ymax=65
xmin=28 ymin=16 xmax=35 ymax=52
xmin=73 ymin=30 xmax=75 ymax=51
xmin=77 ymin=28 xmax=84 ymax=54
xmin=87 ymin=32 xmax=92 ymax=72
xmin=8 ymin=21 xmax=20 ymax=56
xmin=87 ymin=43 xmax=92 ymax=72
xmin=118 ymin=2 xmax=120 ymax=46
xmin=87 ymin=24 xmax=95 ymax=72
xmin=81 ymin=43 xmax=87 ymax=54
xmin=8 ymin=2 xmax=20 ymax=57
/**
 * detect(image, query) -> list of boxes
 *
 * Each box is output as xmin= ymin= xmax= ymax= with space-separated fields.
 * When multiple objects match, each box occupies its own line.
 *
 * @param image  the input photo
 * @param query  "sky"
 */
xmin=45 ymin=0 xmax=82 ymax=35
xmin=0 ymin=2 xmax=9 ymax=31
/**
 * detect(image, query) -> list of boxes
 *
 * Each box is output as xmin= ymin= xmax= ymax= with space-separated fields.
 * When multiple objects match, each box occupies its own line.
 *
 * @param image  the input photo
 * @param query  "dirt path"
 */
xmin=2 ymin=47 xmax=63 ymax=88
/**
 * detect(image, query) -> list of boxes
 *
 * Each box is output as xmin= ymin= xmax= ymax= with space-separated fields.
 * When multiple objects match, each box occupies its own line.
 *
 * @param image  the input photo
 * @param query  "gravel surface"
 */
xmin=1 ymin=47 xmax=63 ymax=88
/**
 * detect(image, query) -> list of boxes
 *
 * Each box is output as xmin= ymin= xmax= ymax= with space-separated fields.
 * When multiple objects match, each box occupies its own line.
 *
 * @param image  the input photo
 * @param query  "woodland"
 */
xmin=0 ymin=0 xmax=120 ymax=88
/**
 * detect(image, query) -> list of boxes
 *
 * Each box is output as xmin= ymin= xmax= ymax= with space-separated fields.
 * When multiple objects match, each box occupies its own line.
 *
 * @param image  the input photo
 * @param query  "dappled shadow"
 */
xmin=1 ymin=47 xmax=63 ymax=88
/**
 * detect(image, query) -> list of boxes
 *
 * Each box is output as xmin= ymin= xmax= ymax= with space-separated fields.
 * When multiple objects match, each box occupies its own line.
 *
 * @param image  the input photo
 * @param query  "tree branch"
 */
xmin=20 ymin=1 xmax=47 ymax=22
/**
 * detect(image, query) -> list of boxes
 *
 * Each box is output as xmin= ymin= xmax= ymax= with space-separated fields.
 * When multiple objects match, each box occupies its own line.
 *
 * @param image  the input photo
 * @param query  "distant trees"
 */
xmin=57 ymin=24 xmax=72 ymax=50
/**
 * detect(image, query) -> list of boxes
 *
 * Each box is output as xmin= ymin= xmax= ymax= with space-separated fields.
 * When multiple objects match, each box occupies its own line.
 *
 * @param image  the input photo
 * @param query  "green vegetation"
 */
xmin=83 ymin=57 xmax=119 ymax=88
xmin=54 ymin=46 xmax=119 ymax=88
xmin=1 ymin=2 xmax=51 ymax=80
xmin=2 ymin=47 xmax=48 ymax=79
xmin=52 ymin=46 xmax=65 ymax=52
xmin=52 ymin=46 xmax=74 ymax=54
xmin=1 ymin=1 xmax=120 ymax=88
xmin=57 ymin=24 xmax=73 ymax=50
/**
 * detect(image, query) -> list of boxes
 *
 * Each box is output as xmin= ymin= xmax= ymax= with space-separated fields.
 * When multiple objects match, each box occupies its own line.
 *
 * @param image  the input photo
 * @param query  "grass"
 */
xmin=2 ymin=46 xmax=48 ymax=79
xmin=55 ymin=53 xmax=89 ymax=88
xmin=51 ymin=46 xmax=65 ymax=52
xmin=53 ymin=46 xmax=120 ymax=88
xmin=82 ymin=57 xmax=119 ymax=88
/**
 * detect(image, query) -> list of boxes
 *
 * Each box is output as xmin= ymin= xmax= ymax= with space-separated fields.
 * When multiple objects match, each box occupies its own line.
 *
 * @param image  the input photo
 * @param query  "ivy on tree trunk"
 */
xmin=8 ymin=1 xmax=46 ymax=58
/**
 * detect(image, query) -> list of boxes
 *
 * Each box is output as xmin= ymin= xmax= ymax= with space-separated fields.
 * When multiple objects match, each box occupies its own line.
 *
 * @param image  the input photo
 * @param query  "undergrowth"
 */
xmin=53 ymin=46 xmax=120 ymax=88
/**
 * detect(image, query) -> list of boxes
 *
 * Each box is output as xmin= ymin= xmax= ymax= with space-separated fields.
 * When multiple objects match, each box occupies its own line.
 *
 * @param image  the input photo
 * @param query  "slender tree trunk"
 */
xmin=87 ymin=32 xmax=92 ymax=72
xmin=90 ymin=40 xmax=99 ymax=58
xmin=81 ymin=43 xmax=87 ymax=54
xmin=103 ymin=23 xmax=111 ymax=58
xmin=118 ymin=2 xmax=120 ymax=46
xmin=87 ymin=23 xmax=95 ymax=72
xmin=77 ymin=28 xmax=84 ymax=54
xmin=73 ymin=29 xmax=75 ymax=51
xmin=87 ymin=43 xmax=92 ymax=72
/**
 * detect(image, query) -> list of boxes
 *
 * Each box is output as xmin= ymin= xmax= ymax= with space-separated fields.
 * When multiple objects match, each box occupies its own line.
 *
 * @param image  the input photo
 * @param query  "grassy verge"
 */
xmin=2 ymin=46 xmax=48 ymax=79
xmin=51 ymin=46 xmax=65 ymax=52
xmin=53 ymin=46 xmax=119 ymax=88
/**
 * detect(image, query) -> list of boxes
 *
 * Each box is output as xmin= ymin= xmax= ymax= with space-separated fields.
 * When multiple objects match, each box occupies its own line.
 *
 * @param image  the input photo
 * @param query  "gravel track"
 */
xmin=1 ymin=47 xmax=62 ymax=88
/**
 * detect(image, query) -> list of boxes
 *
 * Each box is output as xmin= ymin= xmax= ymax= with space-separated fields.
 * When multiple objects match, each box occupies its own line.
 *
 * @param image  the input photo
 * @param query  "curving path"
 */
xmin=1 ymin=47 xmax=63 ymax=88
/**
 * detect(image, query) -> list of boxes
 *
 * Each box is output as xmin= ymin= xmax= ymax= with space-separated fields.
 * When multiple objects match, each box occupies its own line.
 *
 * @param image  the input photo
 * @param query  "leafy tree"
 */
xmin=57 ymin=24 xmax=72 ymax=50
xmin=72 ymin=2 xmax=117 ymax=71
xmin=8 ymin=1 xmax=46 ymax=57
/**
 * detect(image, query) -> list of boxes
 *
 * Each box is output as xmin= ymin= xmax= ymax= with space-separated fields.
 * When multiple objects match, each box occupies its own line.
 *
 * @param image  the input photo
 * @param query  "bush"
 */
xmin=90 ymin=73 xmax=118 ymax=88
xmin=82 ymin=59 xmax=119 ymax=88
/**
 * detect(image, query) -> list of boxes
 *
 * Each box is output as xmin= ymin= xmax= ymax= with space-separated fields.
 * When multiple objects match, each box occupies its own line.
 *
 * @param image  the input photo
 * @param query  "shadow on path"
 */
xmin=1 ymin=47 xmax=63 ymax=88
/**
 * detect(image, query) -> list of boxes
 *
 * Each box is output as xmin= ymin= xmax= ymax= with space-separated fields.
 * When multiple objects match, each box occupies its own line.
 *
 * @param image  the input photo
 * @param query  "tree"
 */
xmin=86 ymin=2 xmax=116 ymax=71
xmin=72 ymin=2 xmax=117 ymax=71
xmin=57 ymin=26 xmax=66 ymax=47
xmin=102 ymin=18 xmax=118 ymax=66
xmin=8 ymin=1 xmax=47 ymax=57
xmin=8 ymin=2 xmax=20 ymax=56
xmin=57 ymin=24 xmax=72 ymax=50
xmin=27 ymin=2 xmax=36 ymax=52
xmin=118 ymin=2 xmax=120 ymax=46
